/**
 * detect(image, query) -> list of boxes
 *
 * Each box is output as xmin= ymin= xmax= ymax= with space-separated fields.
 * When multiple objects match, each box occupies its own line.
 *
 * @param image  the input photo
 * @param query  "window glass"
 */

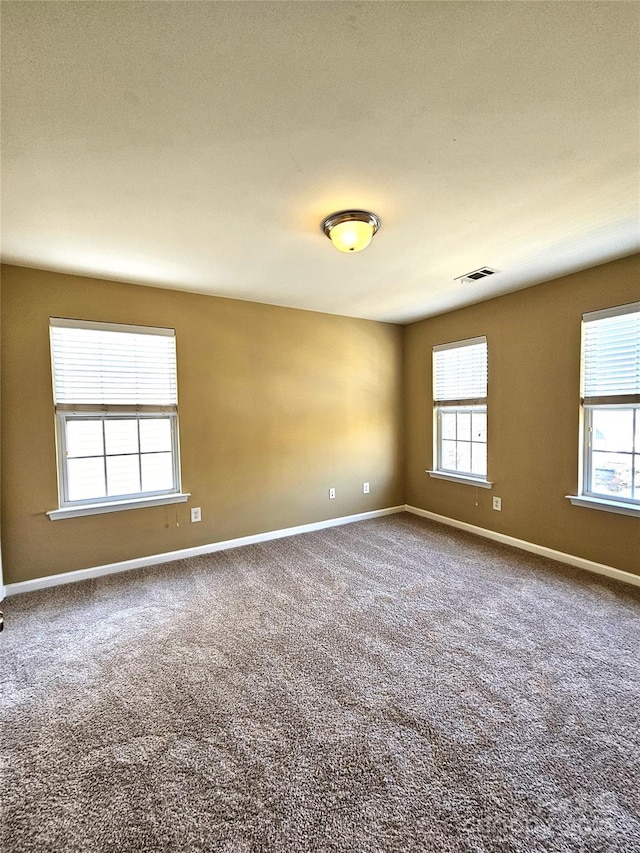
xmin=105 ymin=419 xmax=139 ymax=456
xmin=141 ymin=452 xmax=174 ymax=492
xmin=472 ymin=411 xmax=486 ymax=442
xmin=457 ymin=411 xmax=471 ymax=441
xmin=591 ymin=409 xmax=633 ymax=453
xmin=456 ymin=442 xmax=471 ymax=472
xmin=591 ymin=450 xmax=633 ymax=499
xmin=66 ymin=420 xmax=104 ymax=458
xmin=471 ymin=442 xmax=487 ymax=476
xmin=106 ymin=454 xmax=141 ymax=497
xmin=140 ymin=418 xmax=172 ymax=453
xmin=441 ymin=411 xmax=456 ymax=440
xmin=67 ymin=457 xmax=106 ymax=502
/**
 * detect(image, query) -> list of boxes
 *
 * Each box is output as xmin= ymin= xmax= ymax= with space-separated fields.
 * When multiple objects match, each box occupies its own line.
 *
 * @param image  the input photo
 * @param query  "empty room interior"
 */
xmin=1 ymin=2 xmax=639 ymax=852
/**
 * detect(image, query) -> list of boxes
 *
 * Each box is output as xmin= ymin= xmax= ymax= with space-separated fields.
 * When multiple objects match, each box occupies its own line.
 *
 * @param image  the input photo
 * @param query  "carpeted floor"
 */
xmin=1 ymin=513 xmax=639 ymax=852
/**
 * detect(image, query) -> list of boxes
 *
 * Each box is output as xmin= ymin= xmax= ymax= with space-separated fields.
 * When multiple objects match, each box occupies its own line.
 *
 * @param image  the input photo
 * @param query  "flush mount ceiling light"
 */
xmin=321 ymin=210 xmax=381 ymax=253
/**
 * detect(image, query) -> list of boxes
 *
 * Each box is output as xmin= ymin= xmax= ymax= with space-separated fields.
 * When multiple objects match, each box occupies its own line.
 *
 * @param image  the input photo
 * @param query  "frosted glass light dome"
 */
xmin=321 ymin=210 xmax=381 ymax=253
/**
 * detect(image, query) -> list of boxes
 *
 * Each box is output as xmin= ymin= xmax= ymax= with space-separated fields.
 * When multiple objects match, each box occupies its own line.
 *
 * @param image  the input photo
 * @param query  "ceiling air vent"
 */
xmin=455 ymin=267 xmax=498 ymax=284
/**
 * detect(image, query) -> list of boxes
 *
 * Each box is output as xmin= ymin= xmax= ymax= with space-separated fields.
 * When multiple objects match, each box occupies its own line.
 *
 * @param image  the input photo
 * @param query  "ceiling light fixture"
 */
xmin=321 ymin=210 xmax=381 ymax=253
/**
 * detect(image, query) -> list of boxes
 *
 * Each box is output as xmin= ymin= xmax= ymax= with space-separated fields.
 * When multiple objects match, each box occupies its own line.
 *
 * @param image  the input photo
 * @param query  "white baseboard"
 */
xmin=6 ymin=503 xmax=638 ymax=597
xmin=4 ymin=506 xmax=406 ymax=597
xmin=405 ymin=505 xmax=640 ymax=588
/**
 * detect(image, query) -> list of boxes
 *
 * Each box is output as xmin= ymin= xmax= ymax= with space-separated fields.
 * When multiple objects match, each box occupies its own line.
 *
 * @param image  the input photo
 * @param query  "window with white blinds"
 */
xmin=432 ymin=336 xmax=489 ymax=482
xmin=49 ymin=319 xmax=184 ymax=515
xmin=582 ymin=303 xmax=640 ymax=404
xmin=433 ymin=336 xmax=488 ymax=404
xmin=575 ymin=302 xmax=640 ymax=510
xmin=50 ymin=318 xmax=178 ymax=409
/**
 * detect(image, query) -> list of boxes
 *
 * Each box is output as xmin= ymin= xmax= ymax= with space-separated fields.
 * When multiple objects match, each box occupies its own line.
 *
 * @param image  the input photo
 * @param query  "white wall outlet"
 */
xmin=492 ymin=497 xmax=502 ymax=511
xmin=190 ymin=507 xmax=202 ymax=522
xmin=363 ymin=482 xmax=370 ymax=494
xmin=329 ymin=488 xmax=336 ymax=500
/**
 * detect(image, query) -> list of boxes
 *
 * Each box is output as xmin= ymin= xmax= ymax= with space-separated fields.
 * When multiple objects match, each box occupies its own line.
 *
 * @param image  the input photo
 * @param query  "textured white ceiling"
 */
xmin=1 ymin=1 xmax=638 ymax=323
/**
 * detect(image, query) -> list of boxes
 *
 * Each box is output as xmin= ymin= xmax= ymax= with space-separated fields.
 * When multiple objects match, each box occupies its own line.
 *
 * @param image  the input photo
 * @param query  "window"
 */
xmin=429 ymin=336 xmax=491 ymax=487
xmin=48 ymin=319 xmax=189 ymax=519
xmin=569 ymin=303 xmax=640 ymax=516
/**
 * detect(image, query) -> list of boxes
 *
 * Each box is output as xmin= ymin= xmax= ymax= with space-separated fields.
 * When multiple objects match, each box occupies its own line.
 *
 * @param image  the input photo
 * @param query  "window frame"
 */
xmin=435 ymin=404 xmax=488 ymax=480
xmin=55 ymin=410 xmax=182 ymax=509
xmin=428 ymin=335 xmax=493 ymax=488
xmin=567 ymin=302 xmax=640 ymax=517
xmin=581 ymin=403 xmax=639 ymax=507
xmin=47 ymin=319 xmax=189 ymax=520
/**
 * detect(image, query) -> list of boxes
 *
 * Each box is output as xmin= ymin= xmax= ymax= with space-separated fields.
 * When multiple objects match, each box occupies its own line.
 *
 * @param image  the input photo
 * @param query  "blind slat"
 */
xmin=433 ymin=337 xmax=487 ymax=402
xmin=51 ymin=321 xmax=178 ymax=406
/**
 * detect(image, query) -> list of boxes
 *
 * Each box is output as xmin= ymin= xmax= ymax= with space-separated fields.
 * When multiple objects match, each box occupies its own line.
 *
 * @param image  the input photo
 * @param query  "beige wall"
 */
xmin=1 ymin=257 xmax=638 ymax=587
xmin=0 ymin=271 xmax=3 ymax=594
xmin=0 ymin=265 xmax=404 ymax=584
xmin=404 ymin=254 xmax=640 ymax=576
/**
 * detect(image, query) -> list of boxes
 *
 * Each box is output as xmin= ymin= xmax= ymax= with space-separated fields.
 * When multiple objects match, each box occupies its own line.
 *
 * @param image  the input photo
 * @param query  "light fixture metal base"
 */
xmin=321 ymin=209 xmax=381 ymax=239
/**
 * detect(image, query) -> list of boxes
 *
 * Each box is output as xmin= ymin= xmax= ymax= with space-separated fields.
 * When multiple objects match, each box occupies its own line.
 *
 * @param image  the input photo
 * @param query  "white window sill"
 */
xmin=426 ymin=470 xmax=493 ymax=489
xmin=565 ymin=495 xmax=640 ymax=518
xmin=47 ymin=492 xmax=191 ymax=520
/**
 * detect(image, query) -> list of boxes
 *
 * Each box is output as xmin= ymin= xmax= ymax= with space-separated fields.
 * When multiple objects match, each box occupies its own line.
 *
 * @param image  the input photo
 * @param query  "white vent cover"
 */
xmin=455 ymin=267 xmax=498 ymax=283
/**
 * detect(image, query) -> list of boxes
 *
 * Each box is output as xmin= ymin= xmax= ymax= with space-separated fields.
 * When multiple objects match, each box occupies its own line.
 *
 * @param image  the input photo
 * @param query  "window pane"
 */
xmin=66 ymin=420 xmax=104 ymax=458
xmin=106 ymin=455 xmax=141 ymax=496
xmin=67 ymin=457 xmax=106 ymax=501
xmin=441 ymin=412 xmax=456 ymax=440
xmin=591 ymin=451 xmax=632 ymax=498
xmin=472 ymin=411 xmax=486 ymax=442
xmin=105 ymin=419 xmax=139 ymax=456
xmin=141 ymin=452 xmax=174 ymax=492
xmin=591 ymin=409 xmax=633 ymax=452
xmin=140 ymin=418 xmax=172 ymax=453
xmin=441 ymin=440 xmax=457 ymax=470
xmin=457 ymin=412 xmax=471 ymax=441
xmin=471 ymin=442 xmax=487 ymax=476
xmin=456 ymin=442 xmax=471 ymax=473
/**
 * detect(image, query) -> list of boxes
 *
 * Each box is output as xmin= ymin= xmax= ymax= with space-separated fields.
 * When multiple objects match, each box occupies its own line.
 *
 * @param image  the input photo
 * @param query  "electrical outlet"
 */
xmin=492 ymin=497 xmax=502 ymax=511
xmin=190 ymin=507 xmax=202 ymax=522
xmin=363 ymin=482 xmax=370 ymax=494
xmin=329 ymin=488 xmax=336 ymax=500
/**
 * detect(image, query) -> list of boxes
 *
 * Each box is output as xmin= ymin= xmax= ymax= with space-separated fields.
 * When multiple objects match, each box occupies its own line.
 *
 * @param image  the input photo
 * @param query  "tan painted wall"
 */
xmin=0 ymin=272 xmax=3 ymax=594
xmin=0 ymin=265 xmax=404 ymax=584
xmin=405 ymin=254 xmax=640 ymax=576
xmin=2 ymin=257 xmax=638 ymax=587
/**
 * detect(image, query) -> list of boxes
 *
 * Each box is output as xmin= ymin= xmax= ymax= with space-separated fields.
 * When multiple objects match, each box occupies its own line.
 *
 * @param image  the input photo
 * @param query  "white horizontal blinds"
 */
xmin=433 ymin=336 xmax=487 ymax=404
xmin=50 ymin=319 xmax=178 ymax=407
xmin=582 ymin=303 xmax=640 ymax=405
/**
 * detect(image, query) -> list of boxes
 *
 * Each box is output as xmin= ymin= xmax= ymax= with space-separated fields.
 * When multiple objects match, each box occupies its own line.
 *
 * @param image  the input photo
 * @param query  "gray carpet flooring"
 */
xmin=1 ymin=513 xmax=639 ymax=852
